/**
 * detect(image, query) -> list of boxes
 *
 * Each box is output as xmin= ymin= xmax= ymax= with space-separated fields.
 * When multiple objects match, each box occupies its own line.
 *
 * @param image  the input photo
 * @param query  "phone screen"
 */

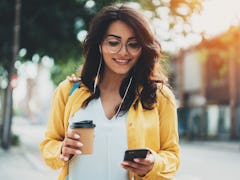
xmin=123 ymin=148 xmax=149 ymax=162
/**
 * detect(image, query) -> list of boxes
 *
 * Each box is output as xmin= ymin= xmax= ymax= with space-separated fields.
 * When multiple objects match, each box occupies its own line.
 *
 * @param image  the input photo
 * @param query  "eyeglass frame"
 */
xmin=101 ymin=34 xmax=142 ymax=55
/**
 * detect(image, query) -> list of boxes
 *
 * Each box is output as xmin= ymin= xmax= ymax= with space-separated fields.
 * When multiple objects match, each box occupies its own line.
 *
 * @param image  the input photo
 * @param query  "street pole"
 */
xmin=2 ymin=0 xmax=21 ymax=150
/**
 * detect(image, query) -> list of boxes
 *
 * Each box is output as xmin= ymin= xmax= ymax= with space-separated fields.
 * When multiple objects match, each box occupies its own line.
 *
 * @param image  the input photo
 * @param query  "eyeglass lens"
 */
xmin=104 ymin=38 xmax=141 ymax=54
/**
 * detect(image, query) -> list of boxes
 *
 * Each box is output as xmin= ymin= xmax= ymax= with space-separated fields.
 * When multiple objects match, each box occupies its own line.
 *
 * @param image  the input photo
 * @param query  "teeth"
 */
xmin=115 ymin=59 xmax=129 ymax=63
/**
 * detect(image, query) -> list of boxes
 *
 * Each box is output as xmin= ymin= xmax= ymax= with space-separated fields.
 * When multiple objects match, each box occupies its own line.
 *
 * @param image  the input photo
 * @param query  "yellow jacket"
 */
xmin=40 ymin=79 xmax=180 ymax=180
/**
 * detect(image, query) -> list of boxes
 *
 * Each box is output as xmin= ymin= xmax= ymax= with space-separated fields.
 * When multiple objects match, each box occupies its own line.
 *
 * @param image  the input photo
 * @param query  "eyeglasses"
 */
xmin=103 ymin=37 xmax=142 ymax=55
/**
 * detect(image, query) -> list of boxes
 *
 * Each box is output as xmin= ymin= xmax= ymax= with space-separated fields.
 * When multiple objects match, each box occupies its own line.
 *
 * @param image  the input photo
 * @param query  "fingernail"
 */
xmin=77 ymin=142 xmax=83 ymax=147
xmin=134 ymin=158 xmax=140 ymax=162
xmin=74 ymin=134 xmax=80 ymax=139
xmin=64 ymin=157 xmax=69 ymax=161
xmin=76 ymin=150 xmax=82 ymax=154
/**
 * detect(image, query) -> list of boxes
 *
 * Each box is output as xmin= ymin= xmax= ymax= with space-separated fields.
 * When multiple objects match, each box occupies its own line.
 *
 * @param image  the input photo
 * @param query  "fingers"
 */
xmin=60 ymin=131 xmax=83 ymax=162
xmin=59 ymin=153 xmax=70 ymax=162
xmin=133 ymin=153 xmax=155 ymax=165
xmin=121 ymin=161 xmax=146 ymax=177
xmin=67 ymin=74 xmax=81 ymax=82
xmin=121 ymin=160 xmax=146 ymax=171
xmin=62 ymin=146 xmax=82 ymax=156
xmin=121 ymin=153 xmax=155 ymax=177
xmin=63 ymin=132 xmax=83 ymax=149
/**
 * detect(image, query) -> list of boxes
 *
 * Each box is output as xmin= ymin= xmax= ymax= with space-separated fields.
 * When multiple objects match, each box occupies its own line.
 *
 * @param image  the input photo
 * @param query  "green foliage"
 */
xmin=0 ymin=0 xmax=14 ymax=68
xmin=20 ymin=0 xmax=89 ymax=61
xmin=0 ymin=0 xmax=203 ymax=85
xmin=11 ymin=133 xmax=20 ymax=146
xmin=50 ymin=56 xmax=85 ymax=86
xmin=0 ymin=0 xmax=128 ymax=84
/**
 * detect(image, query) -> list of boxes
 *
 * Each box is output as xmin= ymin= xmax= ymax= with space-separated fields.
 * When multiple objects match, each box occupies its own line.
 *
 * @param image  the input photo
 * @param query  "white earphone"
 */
xmin=94 ymin=45 xmax=103 ymax=94
xmin=99 ymin=45 xmax=102 ymax=54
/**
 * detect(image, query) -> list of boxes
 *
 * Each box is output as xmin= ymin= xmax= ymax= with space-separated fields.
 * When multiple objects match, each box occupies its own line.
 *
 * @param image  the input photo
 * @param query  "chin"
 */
xmin=115 ymin=70 xmax=131 ymax=76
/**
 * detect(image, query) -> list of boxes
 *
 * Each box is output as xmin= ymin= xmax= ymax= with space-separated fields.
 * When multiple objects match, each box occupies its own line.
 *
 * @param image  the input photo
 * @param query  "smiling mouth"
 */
xmin=113 ymin=58 xmax=130 ymax=63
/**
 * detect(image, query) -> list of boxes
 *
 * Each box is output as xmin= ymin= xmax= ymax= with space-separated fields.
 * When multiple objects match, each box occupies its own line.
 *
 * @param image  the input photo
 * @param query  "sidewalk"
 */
xmin=176 ymin=140 xmax=240 ymax=180
xmin=0 ymin=116 xmax=239 ymax=180
xmin=0 ymin=117 xmax=59 ymax=180
xmin=0 ymin=147 xmax=58 ymax=180
xmin=179 ymin=139 xmax=240 ymax=152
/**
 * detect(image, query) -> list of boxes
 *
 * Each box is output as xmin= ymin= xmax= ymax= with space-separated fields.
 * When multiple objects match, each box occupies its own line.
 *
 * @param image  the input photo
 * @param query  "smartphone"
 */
xmin=123 ymin=148 xmax=149 ymax=162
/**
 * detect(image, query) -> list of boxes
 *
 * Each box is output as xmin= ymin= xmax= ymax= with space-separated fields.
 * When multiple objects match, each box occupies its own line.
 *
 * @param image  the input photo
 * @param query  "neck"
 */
xmin=100 ymin=66 xmax=130 ymax=91
xmin=100 ymin=74 xmax=125 ymax=92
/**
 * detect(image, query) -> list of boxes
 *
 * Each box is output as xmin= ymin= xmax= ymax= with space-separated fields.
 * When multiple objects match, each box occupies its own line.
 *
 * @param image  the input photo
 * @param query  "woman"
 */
xmin=40 ymin=4 xmax=180 ymax=180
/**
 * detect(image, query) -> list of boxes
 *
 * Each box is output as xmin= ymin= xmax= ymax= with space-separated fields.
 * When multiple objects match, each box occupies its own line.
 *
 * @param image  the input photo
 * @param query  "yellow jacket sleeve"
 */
xmin=141 ymin=86 xmax=180 ymax=180
xmin=39 ymin=80 xmax=72 ymax=169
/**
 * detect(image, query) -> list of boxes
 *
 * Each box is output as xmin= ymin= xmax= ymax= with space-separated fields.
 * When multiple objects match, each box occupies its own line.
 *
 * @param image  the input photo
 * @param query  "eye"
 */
xmin=106 ymin=40 xmax=121 ymax=47
xmin=128 ymin=42 xmax=141 ymax=49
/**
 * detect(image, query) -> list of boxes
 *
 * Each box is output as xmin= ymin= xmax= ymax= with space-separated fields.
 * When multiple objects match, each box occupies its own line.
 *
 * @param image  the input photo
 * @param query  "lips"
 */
xmin=113 ymin=58 xmax=130 ymax=64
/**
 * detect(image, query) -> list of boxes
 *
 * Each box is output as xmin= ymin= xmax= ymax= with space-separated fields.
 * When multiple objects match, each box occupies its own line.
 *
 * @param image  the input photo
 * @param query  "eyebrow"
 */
xmin=106 ymin=34 xmax=137 ymax=40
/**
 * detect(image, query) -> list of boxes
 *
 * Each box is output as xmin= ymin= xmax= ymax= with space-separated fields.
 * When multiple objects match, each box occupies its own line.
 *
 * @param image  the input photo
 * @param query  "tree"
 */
xmin=0 ymin=0 xmax=128 ymax=149
xmin=0 ymin=0 xmax=203 ymax=149
xmin=1 ymin=0 xmax=21 ymax=149
xmin=1 ymin=0 xmax=203 ymax=76
xmin=137 ymin=0 xmax=203 ymax=51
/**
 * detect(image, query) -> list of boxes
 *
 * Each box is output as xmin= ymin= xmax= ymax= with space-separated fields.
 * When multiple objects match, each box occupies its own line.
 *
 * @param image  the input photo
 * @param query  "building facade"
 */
xmin=175 ymin=26 xmax=240 ymax=140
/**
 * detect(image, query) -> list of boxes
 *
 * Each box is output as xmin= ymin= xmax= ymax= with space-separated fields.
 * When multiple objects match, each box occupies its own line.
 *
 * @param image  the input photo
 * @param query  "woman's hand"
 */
xmin=67 ymin=74 xmax=81 ymax=83
xmin=121 ymin=151 xmax=155 ymax=177
xmin=59 ymin=130 xmax=83 ymax=162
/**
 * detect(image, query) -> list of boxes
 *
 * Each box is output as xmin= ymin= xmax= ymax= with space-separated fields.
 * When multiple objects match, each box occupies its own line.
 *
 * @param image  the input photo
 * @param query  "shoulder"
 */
xmin=57 ymin=78 xmax=73 ymax=93
xmin=156 ymin=84 xmax=176 ymax=107
xmin=57 ymin=78 xmax=89 ymax=97
xmin=52 ymin=79 xmax=75 ymax=105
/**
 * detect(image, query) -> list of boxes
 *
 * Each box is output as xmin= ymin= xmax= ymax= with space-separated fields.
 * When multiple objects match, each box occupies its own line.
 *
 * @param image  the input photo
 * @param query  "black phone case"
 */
xmin=123 ymin=148 xmax=148 ymax=162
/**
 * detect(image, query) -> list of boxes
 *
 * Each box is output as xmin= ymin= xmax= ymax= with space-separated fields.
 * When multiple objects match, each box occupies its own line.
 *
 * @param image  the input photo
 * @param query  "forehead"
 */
xmin=105 ymin=20 xmax=136 ymax=39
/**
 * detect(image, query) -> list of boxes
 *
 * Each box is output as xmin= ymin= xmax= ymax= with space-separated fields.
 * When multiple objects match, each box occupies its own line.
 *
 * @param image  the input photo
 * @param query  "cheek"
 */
xmin=102 ymin=49 xmax=112 ymax=60
xmin=102 ymin=51 xmax=110 ymax=60
xmin=102 ymin=52 xmax=112 ymax=62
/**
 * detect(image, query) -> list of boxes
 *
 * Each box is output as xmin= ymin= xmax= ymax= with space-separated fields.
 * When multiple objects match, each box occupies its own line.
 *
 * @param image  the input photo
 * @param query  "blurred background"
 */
xmin=0 ymin=0 xmax=240 ymax=179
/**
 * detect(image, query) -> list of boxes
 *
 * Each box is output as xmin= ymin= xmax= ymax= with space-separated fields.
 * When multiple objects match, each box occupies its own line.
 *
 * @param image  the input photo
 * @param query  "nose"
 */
xmin=118 ymin=44 xmax=129 ymax=55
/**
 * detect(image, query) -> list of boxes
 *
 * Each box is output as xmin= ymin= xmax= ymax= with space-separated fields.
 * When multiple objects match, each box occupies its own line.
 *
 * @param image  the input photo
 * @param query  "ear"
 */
xmin=99 ymin=45 xmax=102 ymax=54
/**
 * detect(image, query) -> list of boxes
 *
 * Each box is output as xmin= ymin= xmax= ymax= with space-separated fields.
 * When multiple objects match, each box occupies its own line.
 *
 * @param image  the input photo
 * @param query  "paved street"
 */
xmin=176 ymin=141 xmax=240 ymax=180
xmin=0 ymin=117 xmax=240 ymax=180
xmin=0 ymin=117 xmax=59 ymax=180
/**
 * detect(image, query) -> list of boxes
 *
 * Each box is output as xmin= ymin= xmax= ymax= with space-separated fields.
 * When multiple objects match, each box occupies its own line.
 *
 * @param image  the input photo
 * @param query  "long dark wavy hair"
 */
xmin=80 ymin=4 xmax=168 ymax=113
